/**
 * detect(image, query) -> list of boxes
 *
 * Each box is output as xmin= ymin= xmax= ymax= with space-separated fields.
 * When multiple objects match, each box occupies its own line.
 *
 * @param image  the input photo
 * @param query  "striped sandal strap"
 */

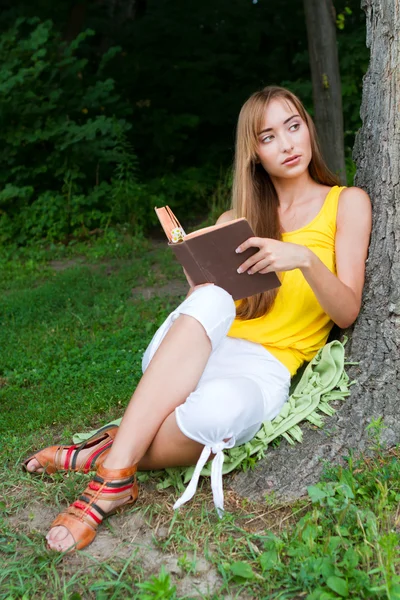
xmin=70 ymin=425 xmax=119 ymax=472
xmin=74 ymin=466 xmax=138 ymax=516
xmin=57 ymin=425 xmax=119 ymax=472
xmin=53 ymin=442 xmax=99 ymax=472
xmin=22 ymin=425 xmax=119 ymax=476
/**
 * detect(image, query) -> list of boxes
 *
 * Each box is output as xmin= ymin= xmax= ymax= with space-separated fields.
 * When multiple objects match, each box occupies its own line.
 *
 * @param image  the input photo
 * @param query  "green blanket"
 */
xmin=73 ymin=339 xmax=353 ymax=491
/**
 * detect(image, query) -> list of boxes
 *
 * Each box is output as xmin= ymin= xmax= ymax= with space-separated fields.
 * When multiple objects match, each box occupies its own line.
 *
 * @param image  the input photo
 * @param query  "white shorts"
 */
xmin=142 ymin=285 xmax=290 ymax=514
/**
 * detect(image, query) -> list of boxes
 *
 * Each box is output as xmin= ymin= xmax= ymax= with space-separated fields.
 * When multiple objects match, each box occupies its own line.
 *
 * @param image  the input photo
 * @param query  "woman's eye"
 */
xmin=289 ymin=123 xmax=300 ymax=131
xmin=261 ymin=135 xmax=274 ymax=143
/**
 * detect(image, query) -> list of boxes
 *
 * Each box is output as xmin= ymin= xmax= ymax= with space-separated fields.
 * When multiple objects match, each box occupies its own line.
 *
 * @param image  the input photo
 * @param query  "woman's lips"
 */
xmin=283 ymin=155 xmax=301 ymax=166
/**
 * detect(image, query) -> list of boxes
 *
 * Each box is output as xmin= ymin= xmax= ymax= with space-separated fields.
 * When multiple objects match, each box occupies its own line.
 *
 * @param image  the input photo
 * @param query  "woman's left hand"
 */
xmin=236 ymin=237 xmax=310 ymax=274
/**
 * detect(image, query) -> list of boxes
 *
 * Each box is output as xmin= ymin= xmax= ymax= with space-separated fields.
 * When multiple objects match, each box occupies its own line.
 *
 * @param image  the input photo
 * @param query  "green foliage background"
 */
xmin=0 ymin=0 xmax=369 ymax=243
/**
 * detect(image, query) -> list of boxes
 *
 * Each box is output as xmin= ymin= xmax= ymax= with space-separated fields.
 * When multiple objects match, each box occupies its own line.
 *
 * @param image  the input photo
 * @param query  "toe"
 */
xmin=46 ymin=526 xmax=75 ymax=552
xmin=48 ymin=526 xmax=68 ymax=542
xmin=26 ymin=458 xmax=43 ymax=473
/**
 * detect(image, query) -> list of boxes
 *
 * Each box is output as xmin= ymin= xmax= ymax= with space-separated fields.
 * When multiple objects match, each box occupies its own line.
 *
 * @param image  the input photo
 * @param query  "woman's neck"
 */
xmin=270 ymin=171 xmax=321 ymax=209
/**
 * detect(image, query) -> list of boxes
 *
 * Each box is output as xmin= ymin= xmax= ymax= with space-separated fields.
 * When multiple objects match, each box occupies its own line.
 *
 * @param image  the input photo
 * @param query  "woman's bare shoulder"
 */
xmin=216 ymin=209 xmax=236 ymax=224
xmin=338 ymin=186 xmax=371 ymax=221
xmin=336 ymin=186 xmax=372 ymax=236
xmin=340 ymin=185 xmax=371 ymax=202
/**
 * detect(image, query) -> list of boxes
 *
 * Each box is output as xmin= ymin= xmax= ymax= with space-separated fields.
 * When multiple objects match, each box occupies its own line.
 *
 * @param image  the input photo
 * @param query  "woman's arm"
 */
xmin=236 ymin=187 xmax=372 ymax=329
xmin=299 ymin=187 xmax=371 ymax=328
xmin=215 ymin=209 xmax=235 ymax=224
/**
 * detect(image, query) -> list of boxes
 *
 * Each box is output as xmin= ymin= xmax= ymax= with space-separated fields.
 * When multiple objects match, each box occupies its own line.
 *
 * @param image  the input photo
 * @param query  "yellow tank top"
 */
xmin=227 ymin=185 xmax=346 ymax=376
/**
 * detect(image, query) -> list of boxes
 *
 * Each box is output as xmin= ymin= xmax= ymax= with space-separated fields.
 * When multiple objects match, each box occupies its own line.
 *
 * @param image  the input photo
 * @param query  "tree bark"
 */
xmin=231 ymin=0 xmax=400 ymax=502
xmin=63 ymin=3 xmax=87 ymax=42
xmin=95 ymin=0 xmax=146 ymax=52
xmin=96 ymin=0 xmax=146 ymax=23
xmin=303 ymin=0 xmax=347 ymax=184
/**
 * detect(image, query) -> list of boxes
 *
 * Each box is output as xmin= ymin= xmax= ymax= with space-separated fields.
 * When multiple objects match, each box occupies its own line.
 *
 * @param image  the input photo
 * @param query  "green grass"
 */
xmin=0 ymin=233 xmax=180 ymax=440
xmin=1 ymin=232 xmax=400 ymax=599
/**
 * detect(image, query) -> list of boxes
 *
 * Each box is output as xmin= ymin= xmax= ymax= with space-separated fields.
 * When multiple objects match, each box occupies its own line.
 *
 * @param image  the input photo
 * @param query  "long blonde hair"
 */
xmin=233 ymin=86 xmax=340 ymax=320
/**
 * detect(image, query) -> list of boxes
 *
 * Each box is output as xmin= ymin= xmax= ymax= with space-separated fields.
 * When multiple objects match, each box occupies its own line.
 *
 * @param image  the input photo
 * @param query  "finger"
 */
xmin=237 ymin=249 xmax=265 ymax=273
xmin=235 ymin=237 xmax=264 ymax=254
xmin=259 ymin=265 xmax=274 ymax=274
xmin=247 ymin=258 xmax=272 ymax=275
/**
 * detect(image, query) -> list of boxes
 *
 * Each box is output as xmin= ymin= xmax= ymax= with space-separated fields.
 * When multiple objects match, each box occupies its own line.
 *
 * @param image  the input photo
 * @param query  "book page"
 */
xmin=184 ymin=218 xmax=246 ymax=240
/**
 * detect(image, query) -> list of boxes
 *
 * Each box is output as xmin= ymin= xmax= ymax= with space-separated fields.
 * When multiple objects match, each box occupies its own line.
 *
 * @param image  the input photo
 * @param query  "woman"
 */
xmin=24 ymin=86 xmax=372 ymax=552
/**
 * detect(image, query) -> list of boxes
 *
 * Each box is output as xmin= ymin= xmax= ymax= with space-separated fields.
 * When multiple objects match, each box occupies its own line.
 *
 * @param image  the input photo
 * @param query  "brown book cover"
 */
xmin=155 ymin=206 xmax=281 ymax=300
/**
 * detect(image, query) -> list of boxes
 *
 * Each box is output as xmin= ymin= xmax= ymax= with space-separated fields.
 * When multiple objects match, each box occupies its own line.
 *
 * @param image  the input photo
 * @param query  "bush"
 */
xmin=0 ymin=18 xmax=153 ymax=242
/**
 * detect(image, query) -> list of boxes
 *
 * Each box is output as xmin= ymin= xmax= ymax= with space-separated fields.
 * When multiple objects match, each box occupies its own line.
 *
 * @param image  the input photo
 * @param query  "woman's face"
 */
xmin=256 ymin=98 xmax=312 ymax=179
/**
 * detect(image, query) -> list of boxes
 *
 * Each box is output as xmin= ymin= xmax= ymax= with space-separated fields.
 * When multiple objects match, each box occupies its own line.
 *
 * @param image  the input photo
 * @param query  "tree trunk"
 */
xmin=96 ymin=0 xmax=146 ymax=23
xmin=303 ymin=0 xmax=347 ymax=184
xmin=231 ymin=0 xmax=400 ymax=502
xmin=63 ymin=3 xmax=87 ymax=42
xmin=96 ymin=0 xmax=146 ymax=52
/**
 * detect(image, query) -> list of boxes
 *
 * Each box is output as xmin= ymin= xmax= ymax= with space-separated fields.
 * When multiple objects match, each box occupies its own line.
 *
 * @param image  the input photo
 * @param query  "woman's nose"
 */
xmin=280 ymin=135 xmax=294 ymax=153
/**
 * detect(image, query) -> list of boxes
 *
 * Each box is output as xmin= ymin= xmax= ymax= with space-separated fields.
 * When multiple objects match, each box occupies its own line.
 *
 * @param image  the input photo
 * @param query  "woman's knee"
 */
xmin=142 ymin=285 xmax=236 ymax=371
xmin=177 ymin=285 xmax=236 ymax=350
xmin=197 ymin=285 xmax=236 ymax=320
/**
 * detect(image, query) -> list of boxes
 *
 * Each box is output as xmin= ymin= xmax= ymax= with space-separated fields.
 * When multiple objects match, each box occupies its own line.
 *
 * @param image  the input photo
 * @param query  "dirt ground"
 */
xmin=9 ymin=481 xmax=262 ymax=599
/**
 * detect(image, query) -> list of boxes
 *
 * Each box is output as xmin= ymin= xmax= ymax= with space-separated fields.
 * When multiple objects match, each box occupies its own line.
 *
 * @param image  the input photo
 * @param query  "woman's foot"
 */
xmin=46 ymin=496 xmax=124 ymax=551
xmin=22 ymin=425 xmax=119 ymax=475
xmin=46 ymin=463 xmax=138 ymax=552
xmin=25 ymin=447 xmax=92 ymax=474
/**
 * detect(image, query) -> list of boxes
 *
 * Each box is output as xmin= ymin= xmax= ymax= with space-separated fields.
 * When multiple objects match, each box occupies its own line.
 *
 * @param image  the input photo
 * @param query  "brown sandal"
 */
xmin=48 ymin=462 xmax=139 ymax=551
xmin=22 ymin=424 xmax=119 ymax=475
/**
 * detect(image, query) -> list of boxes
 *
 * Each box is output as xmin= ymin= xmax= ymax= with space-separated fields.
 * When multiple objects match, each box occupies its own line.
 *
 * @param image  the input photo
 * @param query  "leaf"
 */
xmin=338 ymin=483 xmax=355 ymax=500
xmin=388 ymin=584 xmax=400 ymax=600
xmin=307 ymin=485 xmax=327 ymax=502
xmin=326 ymin=576 xmax=349 ymax=597
xmin=229 ymin=561 xmax=255 ymax=580
xmin=302 ymin=524 xmax=320 ymax=544
xmin=328 ymin=536 xmax=343 ymax=552
xmin=308 ymin=591 xmax=338 ymax=600
xmin=259 ymin=550 xmax=278 ymax=571
xmin=315 ymin=557 xmax=336 ymax=579
xmin=342 ymin=548 xmax=359 ymax=569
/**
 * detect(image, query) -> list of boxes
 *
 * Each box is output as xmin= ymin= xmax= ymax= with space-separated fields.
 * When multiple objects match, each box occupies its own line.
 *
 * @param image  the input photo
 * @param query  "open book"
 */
xmin=155 ymin=206 xmax=281 ymax=300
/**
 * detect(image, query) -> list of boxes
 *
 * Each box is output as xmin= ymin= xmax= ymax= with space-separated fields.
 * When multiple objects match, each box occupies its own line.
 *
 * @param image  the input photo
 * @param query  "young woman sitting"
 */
xmin=23 ymin=86 xmax=372 ymax=552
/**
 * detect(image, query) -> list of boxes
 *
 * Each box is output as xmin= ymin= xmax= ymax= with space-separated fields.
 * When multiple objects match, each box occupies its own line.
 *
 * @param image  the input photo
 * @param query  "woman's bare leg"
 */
xmin=47 ymin=313 xmax=212 ymax=550
xmin=138 ymin=412 xmax=204 ymax=470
